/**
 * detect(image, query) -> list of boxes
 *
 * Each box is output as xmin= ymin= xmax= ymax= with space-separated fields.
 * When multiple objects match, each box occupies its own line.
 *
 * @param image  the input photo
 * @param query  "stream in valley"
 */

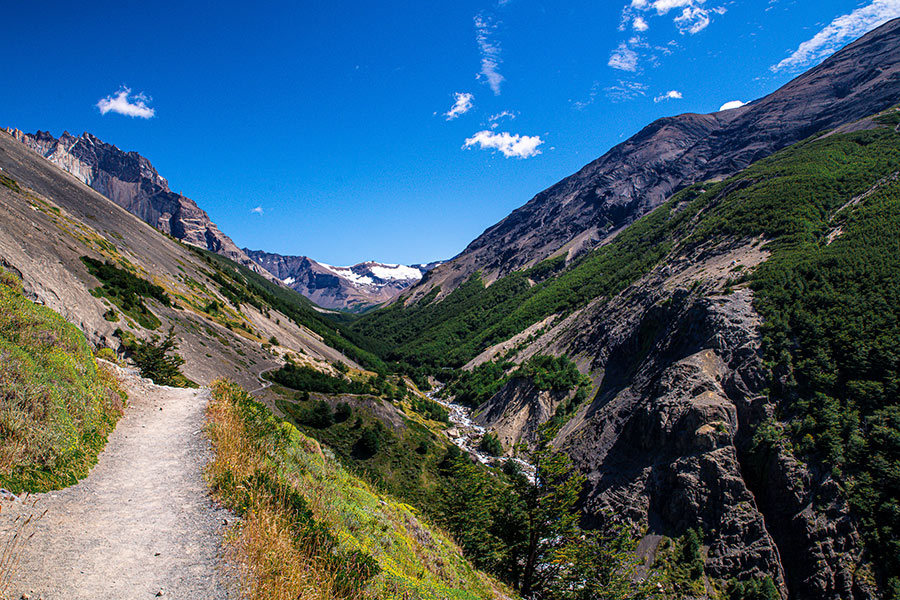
xmin=427 ymin=387 xmax=536 ymax=482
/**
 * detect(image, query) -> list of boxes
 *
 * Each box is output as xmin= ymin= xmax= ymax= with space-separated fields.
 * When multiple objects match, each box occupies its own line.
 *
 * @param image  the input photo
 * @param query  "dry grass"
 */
xmin=205 ymin=380 xmax=508 ymax=600
xmin=206 ymin=381 xmax=353 ymax=600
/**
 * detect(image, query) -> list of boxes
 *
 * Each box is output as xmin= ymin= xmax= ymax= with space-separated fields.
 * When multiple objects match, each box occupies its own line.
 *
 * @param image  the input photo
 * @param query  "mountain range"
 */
xmin=244 ymin=249 xmax=439 ymax=311
xmin=3 ymin=16 xmax=900 ymax=600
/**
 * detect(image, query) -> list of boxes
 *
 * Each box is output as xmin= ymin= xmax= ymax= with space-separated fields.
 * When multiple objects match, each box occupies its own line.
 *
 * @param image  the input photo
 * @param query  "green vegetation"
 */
xmin=81 ymin=256 xmax=170 ymax=329
xmin=278 ymin=393 xmax=448 ymax=508
xmin=115 ymin=327 xmax=195 ymax=388
xmin=478 ymin=432 xmax=503 ymax=457
xmin=445 ymin=355 xmax=587 ymax=413
xmin=653 ymin=529 xmax=707 ymax=598
xmin=438 ymin=428 xmax=657 ymax=598
xmin=189 ymin=247 xmax=386 ymax=372
xmin=410 ymin=393 xmax=449 ymax=423
xmin=0 ymin=268 xmax=124 ymax=492
xmin=0 ymin=173 xmax=21 ymax=193
xmin=725 ymin=577 xmax=780 ymax=600
xmin=269 ymin=363 xmax=376 ymax=395
xmin=518 ymin=354 xmax=587 ymax=391
xmin=207 ymin=380 xmax=504 ymax=599
xmin=445 ymin=360 xmax=512 ymax=408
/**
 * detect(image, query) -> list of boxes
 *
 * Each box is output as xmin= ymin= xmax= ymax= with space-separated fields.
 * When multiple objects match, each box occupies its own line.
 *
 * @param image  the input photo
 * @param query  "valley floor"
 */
xmin=0 ymin=366 xmax=232 ymax=600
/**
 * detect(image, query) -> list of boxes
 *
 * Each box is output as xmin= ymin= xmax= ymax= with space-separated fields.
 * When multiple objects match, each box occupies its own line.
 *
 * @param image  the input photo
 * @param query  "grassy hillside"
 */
xmin=192 ymin=248 xmax=387 ymax=372
xmin=205 ymin=379 xmax=510 ymax=600
xmin=0 ymin=268 xmax=125 ymax=492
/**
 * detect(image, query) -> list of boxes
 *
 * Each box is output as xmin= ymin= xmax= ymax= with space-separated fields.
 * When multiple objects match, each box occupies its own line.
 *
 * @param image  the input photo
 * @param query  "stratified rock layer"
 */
xmin=3 ymin=128 xmax=272 ymax=279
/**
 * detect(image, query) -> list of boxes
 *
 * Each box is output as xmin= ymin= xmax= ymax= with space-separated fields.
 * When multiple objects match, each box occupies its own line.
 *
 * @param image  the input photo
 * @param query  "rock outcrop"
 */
xmin=408 ymin=17 xmax=900 ymax=301
xmin=473 ymin=236 xmax=873 ymax=599
xmin=3 ymin=128 xmax=274 ymax=280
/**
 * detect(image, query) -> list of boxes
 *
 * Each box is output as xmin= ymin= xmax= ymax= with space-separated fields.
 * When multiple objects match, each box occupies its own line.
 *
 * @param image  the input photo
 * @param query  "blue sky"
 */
xmin=3 ymin=0 xmax=899 ymax=265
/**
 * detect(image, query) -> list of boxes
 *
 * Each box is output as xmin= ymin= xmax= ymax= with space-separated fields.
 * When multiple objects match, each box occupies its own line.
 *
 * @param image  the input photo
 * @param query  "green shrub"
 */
xmin=121 ymin=327 xmax=194 ymax=387
xmin=81 ymin=256 xmax=170 ymax=330
xmin=479 ymin=432 xmax=503 ymax=457
xmin=270 ymin=363 xmax=374 ymax=395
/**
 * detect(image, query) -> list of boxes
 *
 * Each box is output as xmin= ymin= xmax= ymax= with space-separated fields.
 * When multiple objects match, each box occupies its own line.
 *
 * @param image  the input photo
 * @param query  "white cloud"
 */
xmin=654 ymin=89 xmax=683 ymax=102
xmin=489 ymin=110 xmax=517 ymax=122
xmin=445 ymin=92 xmax=474 ymax=120
xmin=251 ymin=206 xmax=264 ymax=215
xmin=489 ymin=111 xmax=517 ymax=128
xmin=771 ymin=0 xmax=900 ymax=72
xmin=610 ymin=1 xmax=723 ymax=73
xmin=463 ymin=130 xmax=544 ymax=158
xmin=719 ymin=100 xmax=747 ymax=111
xmin=475 ymin=15 xmax=505 ymax=95
xmin=622 ymin=0 xmax=725 ymax=36
xmin=96 ymin=87 xmax=155 ymax=119
xmin=609 ymin=42 xmax=639 ymax=71
xmin=605 ymin=80 xmax=649 ymax=103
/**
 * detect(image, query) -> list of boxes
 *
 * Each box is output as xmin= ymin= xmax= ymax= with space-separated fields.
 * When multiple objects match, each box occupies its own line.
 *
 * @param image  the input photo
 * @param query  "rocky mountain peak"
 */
xmin=4 ymin=128 xmax=272 ymax=281
xmin=244 ymin=248 xmax=439 ymax=312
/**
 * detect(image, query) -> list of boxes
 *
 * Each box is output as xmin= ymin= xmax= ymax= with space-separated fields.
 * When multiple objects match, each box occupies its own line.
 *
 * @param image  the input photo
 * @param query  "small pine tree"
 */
xmin=131 ymin=327 xmax=186 ymax=386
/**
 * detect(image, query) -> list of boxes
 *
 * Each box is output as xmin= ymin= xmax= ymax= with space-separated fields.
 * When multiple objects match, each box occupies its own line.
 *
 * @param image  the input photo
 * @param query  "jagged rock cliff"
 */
xmin=3 ymin=128 xmax=273 ymax=280
xmin=246 ymin=248 xmax=438 ymax=311
xmin=472 ymin=232 xmax=874 ymax=599
xmin=408 ymin=17 xmax=900 ymax=301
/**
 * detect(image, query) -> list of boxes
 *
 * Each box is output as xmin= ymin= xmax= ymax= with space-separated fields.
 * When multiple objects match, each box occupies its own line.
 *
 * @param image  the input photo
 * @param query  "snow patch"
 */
xmin=369 ymin=265 xmax=423 ymax=281
xmin=282 ymin=277 xmax=296 ymax=286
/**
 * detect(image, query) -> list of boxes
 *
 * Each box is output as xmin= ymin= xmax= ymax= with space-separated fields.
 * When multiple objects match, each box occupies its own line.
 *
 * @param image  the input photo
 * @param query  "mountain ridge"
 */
xmin=3 ymin=127 xmax=275 ymax=281
xmin=245 ymin=247 xmax=440 ymax=311
xmin=406 ymin=16 xmax=900 ymax=302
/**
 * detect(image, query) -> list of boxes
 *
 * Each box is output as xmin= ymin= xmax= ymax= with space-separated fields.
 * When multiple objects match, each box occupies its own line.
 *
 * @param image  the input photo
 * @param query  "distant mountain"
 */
xmin=3 ymin=128 xmax=274 ymax=280
xmin=408 ymin=16 xmax=900 ymax=302
xmin=244 ymin=248 xmax=440 ymax=311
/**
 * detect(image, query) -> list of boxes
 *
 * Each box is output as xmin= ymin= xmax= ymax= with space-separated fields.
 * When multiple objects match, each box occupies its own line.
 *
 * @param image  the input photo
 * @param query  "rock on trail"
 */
xmin=0 ymin=367 xmax=232 ymax=600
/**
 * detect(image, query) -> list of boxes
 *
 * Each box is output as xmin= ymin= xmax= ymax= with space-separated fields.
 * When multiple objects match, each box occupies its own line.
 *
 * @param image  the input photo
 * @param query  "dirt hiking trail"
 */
xmin=1 ymin=368 xmax=232 ymax=600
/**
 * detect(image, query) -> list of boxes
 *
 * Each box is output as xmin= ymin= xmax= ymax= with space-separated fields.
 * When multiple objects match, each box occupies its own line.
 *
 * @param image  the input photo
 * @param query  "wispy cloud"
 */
xmin=489 ymin=110 xmax=517 ymax=128
xmin=604 ymin=80 xmax=649 ymax=103
xmin=475 ymin=15 xmax=505 ymax=95
xmin=463 ymin=130 xmax=543 ymax=158
xmin=489 ymin=110 xmax=517 ymax=122
xmin=251 ymin=206 xmax=264 ymax=215
xmin=609 ymin=41 xmax=640 ymax=71
xmin=771 ymin=0 xmax=900 ymax=72
xmin=654 ymin=89 xmax=683 ymax=102
xmin=96 ymin=87 xmax=155 ymax=119
xmin=445 ymin=92 xmax=475 ymax=120
xmin=719 ymin=100 xmax=747 ymax=111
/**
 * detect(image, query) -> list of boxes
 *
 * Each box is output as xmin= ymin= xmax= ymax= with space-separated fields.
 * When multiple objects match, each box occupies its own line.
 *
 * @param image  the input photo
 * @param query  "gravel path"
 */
xmin=0 ymin=370 xmax=233 ymax=600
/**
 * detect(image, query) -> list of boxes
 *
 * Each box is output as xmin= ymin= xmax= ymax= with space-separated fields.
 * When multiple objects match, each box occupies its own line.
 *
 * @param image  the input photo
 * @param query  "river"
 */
xmin=427 ymin=387 xmax=536 ymax=482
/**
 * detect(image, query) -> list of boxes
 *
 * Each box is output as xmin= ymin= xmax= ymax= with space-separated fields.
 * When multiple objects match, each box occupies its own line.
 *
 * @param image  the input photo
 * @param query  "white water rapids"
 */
xmin=427 ymin=387 xmax=536 ymax=482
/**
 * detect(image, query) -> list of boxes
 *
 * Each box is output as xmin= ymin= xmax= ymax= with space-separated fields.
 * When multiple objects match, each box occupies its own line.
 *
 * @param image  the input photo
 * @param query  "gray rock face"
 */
xmin=410 ymin=17 xmax=900 ymax=300
xmin=246 ymin=248 xmax=439 ymax=311
xmin=473 ymin=236 xmax=873 ymax=598
xmin=3 ymin=128 xmax=273 ymax=280
xmin=473 ymin=378 xmax=570 ymax=454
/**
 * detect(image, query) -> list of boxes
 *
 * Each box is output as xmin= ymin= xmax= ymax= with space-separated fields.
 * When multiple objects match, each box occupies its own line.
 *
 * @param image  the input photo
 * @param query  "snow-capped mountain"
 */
xmin=244 ymin=249 xmax=440 ymax=312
